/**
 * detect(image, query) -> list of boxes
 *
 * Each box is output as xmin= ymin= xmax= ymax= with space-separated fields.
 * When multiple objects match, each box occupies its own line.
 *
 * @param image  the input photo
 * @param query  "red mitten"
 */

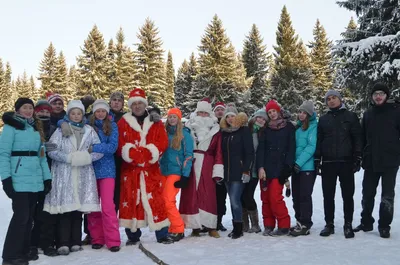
xmin=129 ymin=146 xmax=152 ymax=165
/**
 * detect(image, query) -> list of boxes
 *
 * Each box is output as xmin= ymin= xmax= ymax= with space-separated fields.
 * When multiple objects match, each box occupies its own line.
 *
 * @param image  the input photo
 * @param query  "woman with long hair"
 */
xmin=160 ymin=108 xmax=194 ymax=242
xmin=0 ymin=98 xmax=52 ymax=265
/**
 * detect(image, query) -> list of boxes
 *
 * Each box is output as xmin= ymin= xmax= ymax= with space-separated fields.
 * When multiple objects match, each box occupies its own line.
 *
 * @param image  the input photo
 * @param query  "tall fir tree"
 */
xmin=196 ymin=15 xmax=250 ymax=108
xmin=38 ymin=42 xmax=57 ymax=95
xmin=0 ymin=59 xmax=6 ymax=118
xmin=67 ymin=65 xmax=78 ymax=100
xmin=4 ymin=63 xmax=14 ymax=110
xmin=17 ymin=71 xmax=33 ymax=99
xmin=242 ymin=24 xmax=272 ymax=111
xmin=135 ymin=18 xmax=166 ymax=108
xmin=54 ymin=51 xmax=72 ymax=101
xmin=115 ymin=28 xmax=137 ymax=95
xmin=77 ymin=25 xmax=109 ymax=98
xmin=105 ymin=38 xmax=117 ymax=95
xmin=165 ymin=51 xmax=175 ymax=109
xmin=176 ymin=53 xmax=198 ymax=116
xmin=340 ymin=17 xmax=358 ymax=43
xmin=30 ymin=75 xmax=40 ymax=101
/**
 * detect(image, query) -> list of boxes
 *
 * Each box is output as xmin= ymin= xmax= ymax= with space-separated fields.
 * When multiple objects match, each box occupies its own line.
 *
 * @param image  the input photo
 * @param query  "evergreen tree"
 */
xmin=115 ymin=28 xmax=137 ymax=95
xmin=0 ymin=59 xmax=6 ymax=117
xmin=17 ymin=71 xmax=33 ymax=99
xmin=67 ymin=65 xmax=78 ymax=100
xmin=4 ymin=63 xmax=14 ymax=110
xmin=340 ymin=17 xmax=358 ymax=43
xmin=30 ymin=75 xmax=40 ymax=101
xmin=135 ymin=18 xmax=166 ymax=108
xmin=242 ymin=24 xmax=272 ymax=111
xmin=105 ymin=38 xmax=117 ymax=94
xmin=77 ymin=25 xmax=108 ymax=98
xmin=165 ymin=51 xmax=175 ymax=109
xmin=176 ymin=53 xmax=198 ymax=116
xmin=54 ymin=51 xmax=71 ymax=100
xmin=38 ymin=42 xmax=57 ymax=94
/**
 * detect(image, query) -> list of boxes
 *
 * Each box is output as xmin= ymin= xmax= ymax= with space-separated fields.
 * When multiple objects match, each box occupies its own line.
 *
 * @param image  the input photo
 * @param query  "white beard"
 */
xmin=190 ymin=116 xmax=216 ymax=142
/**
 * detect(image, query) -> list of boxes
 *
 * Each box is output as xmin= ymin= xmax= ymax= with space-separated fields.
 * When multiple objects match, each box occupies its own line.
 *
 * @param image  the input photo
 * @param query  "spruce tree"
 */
xmin=54 ymin=51 xmax=71 ymax=100
xmin=176 ymin=53 xmax=198 ymax=115
xmin=4 ymin=63 xmax=14 ymax=110
xmin=340 ymin=17 xmax=358 ymax=43
xmin=38 ymin=42 xmax=57 ymax=94
xmin=115 ymin=28 xmax=137 ymax=95
xmin=165 ymin=51 xmax=175 ymax=109
xmin=242 ymin=24 xmax=272 ymax=111
xmin=77 ymin=25 xmax=108 ymax=98
xmin=135 ymin=18 xmax=166 ymax=108
xmin=67 ymin=65 xmax=78 ymax=100
xmin=105 ymin=38 xmax=117 ymax=94
xmin=0 ymin=59 xmax=6 ymax=116
xmin=17 ymin=72 xmax=33 ymax=99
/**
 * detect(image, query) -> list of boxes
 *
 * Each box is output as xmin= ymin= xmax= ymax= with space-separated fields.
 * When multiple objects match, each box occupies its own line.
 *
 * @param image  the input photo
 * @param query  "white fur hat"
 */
xmin=67 ymin=100 xmax=85 ymax=114
xmin=93 ymin=99 xmax=110 ymax=114
xmin=195 ymin=99 xmax=213 ymax=115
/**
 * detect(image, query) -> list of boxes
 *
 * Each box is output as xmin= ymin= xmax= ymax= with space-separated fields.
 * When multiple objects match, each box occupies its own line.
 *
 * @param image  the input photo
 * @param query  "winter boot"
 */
xmin=217 ymin=215 xmax=227 ymax=232
xmin=269 ymin=228 xmax=289 ymax=237
xmin=191 ymin=229 xmax=201 ymax=237
xmin=70 ymin=245 xmax=83 ymax=252
xmin=92 ymin=244 xmax=103 ymax=250
xmin=43 ymin=247 xmax=58 ymax=257
xmin=2 ymin=259 xmax=29 ymax=265
xmin=232 ymin=222 xmax=244 ymax=239
xmin=157 ymin=235 xmax=175 ymax=244
xmin=290 ymin=221 xmax=301 ymax=232
xmin=57 ymin=246 xmax=70 ymax=256
xmin=169 ymin=233 xmax=185 ymax=242
xmin=81 ymin=234 xmax=91 ymax=245
xmin=109 ymin=246 xmax=120 ymax=252
xmin=242 ymin=208 xmax=250 ymax=233
xmin=208 ymin=229 xmax=220 ymax=238
xmin=379 ymin=228 xmax=390 ymax=239
xmin=262 ymin=226 xmax=274 ymax=236
xmin=248 ymin=210 xmax=262 ymax=233
xmin=320 ymin=223 xmax=335 ymax=237
xmin=343 ymin=222 xmax=355 ymax=239
xmin=27 ymin=246 xmax=39 ymax=261
xmin=353 ymin=223 xmax=373 ymax=232
xmin=289 ymin=222 xmax=310 ymax=237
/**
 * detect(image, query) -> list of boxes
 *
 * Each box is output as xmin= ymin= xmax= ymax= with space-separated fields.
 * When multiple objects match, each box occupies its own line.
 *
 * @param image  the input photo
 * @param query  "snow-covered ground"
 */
xmin=1 ymin=171 xmax=398 ymax=265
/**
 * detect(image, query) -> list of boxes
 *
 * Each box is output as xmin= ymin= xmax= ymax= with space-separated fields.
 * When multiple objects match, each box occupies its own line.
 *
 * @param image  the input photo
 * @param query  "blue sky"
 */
xmin=0 ymin=0 xmax=354 ymax=80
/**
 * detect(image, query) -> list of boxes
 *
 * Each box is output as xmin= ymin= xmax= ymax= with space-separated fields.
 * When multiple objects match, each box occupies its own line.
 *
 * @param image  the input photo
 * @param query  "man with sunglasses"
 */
xmin=354 ymin=83 xmax=400 ymax=239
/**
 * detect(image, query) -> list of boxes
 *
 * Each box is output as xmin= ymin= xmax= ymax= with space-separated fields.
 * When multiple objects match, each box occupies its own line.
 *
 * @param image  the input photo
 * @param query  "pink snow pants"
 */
xmin=88 ymin=178 xmax=121 ymax=248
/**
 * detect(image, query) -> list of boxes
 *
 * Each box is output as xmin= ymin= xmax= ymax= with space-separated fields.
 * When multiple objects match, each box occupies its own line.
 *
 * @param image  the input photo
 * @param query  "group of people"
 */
xmin=1 ymin=83 xmax=399 ymax=265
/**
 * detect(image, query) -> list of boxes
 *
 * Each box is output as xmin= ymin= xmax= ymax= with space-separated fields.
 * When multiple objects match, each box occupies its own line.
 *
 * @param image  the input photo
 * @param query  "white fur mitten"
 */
xmin=71 ymin=151 xmax=92 ymax=166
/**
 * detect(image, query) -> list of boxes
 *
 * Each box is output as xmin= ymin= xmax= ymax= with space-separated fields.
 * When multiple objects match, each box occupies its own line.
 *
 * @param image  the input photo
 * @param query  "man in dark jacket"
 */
xmin=46 ymin=92 xmax=66 ymax=127
xmin=354 ymin=83 xmax=400 ymax=239
xmin=315 ymin=90 xmax=363 ymax=238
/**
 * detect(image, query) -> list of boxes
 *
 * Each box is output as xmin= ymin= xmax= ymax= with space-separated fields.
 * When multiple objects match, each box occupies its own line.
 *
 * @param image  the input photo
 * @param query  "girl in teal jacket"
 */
xmin=160 ymin=108 xmax=194 ymax=242
xmin=290 ymin=100 xmax=317 ymax=237
xmin=0 ymin=98 xmax=51 ymax=265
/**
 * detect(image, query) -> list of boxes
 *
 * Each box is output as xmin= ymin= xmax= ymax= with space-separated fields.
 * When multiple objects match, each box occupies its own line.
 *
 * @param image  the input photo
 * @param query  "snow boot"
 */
xmin=379 ymin=228 xmax=390 ymax=239
xmin=320 ymin=223 xmax=335 ymax=237
xmin=232 ymin=221 xmax=244 ymax=239
xmin=269 ymin=228 xmax=289 ymax=237
xmin=262 ymin=226 xmax=274 ymax=236
xmin=70 ymin=245 xmax=83 ymax=252
xmin=242 ymin=208 xmax=250 ymax=233
xmin=169 ymin=233 xmax=185 ymax=242
xmin=248 ymin=210 xmax=261 ymax=233
xmin=2 ymin=259 xmax=29 ymax=265
xmin=353 ymin=223 xmax=373 ymax=232
xmin=290 ymin=221 xmax=301 ymax=232
xmin=43 ymin=247 xmax=58 ymax=257
xmin=157 ymin=235 xmax=175 ymax=244
xmin=217 ymin=215 xmax=227 ymax=231
xmin=81 ymin=234 xmax=91 ymax=245
xmin=191 ymin=229 xmax=201 ymax=237
xmin=109 ymin=246 xmax=120 ymax=252
xmin=289 ymin=222 xmax=310 ymax=237
xmin=343 ymin=222 xmax=355 ymax=239
xmin=27 ymin=246 xmax=39 ymax=261
xmin=57 ymin=246 xmax=70 ymax=256
xmin=208 ymin=229 xmax=220 ymax=238
xmin=92 ymin=244 xmax=103 ymax=250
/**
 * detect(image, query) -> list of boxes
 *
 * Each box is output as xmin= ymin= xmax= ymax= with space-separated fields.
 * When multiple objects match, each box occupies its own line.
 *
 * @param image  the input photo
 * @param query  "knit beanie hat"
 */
xmin=46 ymin=92 xmax=64 ymax=105
xmin=167 ymin=108 xmax=182 ymax=119
xmin=15 ymin=98 xmax=34 ymax=112
xmin=223 ymin=103 xmax=239 ymax=119
xmin=92 ymin=99 xmax=110 ymax=114
xmin=253 ymin=109 xmax=268 ymax=121
xmin=299 ymin=100 xmax=315 ymax=116
xmin=371 ymin=83 xmax=390 ymax=97
xmin=67 ymin=100 xmax=85 ymax=114
xmin=265 ymin=100 xmax=281 ymax=113
xmin=34 ymin=100 xmax=52 ymax=113
xmin=324 ymin=90 xmax=342 ymax=104
xmin=110 ymin=91 xmax=124 ymax=101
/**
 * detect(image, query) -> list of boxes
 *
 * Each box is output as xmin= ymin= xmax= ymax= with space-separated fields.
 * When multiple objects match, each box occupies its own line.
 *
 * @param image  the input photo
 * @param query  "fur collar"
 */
xmin=2 ymin=112 xmax=25 ymax=130
xmin=122 ymin=112 xmax=154 ymax=147
xmin=220 ymin=112 xmax=248 ymax=131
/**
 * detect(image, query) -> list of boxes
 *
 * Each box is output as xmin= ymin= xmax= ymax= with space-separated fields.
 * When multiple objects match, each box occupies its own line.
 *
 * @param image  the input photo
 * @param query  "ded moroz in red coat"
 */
xmin=179 ymin=122 xmax=224 ymax=229
xmin=117 ymin=112 xmax=170 ymax=232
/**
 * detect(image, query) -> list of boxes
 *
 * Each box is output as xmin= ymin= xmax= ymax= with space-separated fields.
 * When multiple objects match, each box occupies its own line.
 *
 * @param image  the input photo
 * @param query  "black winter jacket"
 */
xmin=362 ymin=101 xmax=400 ymax=172
xmin=221 ymin=113 xmax=254 ymax=182
xmin=315 ymin=107 xmax=363 ymax=163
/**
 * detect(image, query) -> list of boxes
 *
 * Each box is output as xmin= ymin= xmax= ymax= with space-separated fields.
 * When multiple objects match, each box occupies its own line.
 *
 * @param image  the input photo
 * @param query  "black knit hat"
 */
xmin=371 ymin=83 xmax=390 ymax=97
xmin=15 ymin=98 xmax=34 ymax=112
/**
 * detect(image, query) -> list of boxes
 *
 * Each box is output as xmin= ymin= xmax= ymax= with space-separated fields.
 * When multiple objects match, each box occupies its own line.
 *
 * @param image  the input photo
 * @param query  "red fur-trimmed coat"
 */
xmin=117 ymin=113 xmax=169 ymax=232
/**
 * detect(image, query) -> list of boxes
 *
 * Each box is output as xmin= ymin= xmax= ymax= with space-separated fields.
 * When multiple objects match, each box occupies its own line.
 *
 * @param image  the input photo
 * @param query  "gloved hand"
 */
xmin=214 ymin=177 xmax=223 ymax=185
xmin=314 ymin=159 xmax=321 ymax=176
xmin=2 ymin=177 xmax=14 ymax=199
xmin=293 ymin=164 xmax=301 ymax=174
xmin=353 ymin=157 xmax=361 ymax=173
xmin=149 ymin=107 xmax=161 ymax=123
xmin=44 ymin=142 xmax=57 ymax=152
xmin=61 ymin=122 xmax=72 ymax=137
xmin=241 ymin=173 xmax=250 ymax=183
xmin=174 ymin=177 xmax=189 ymax=189
xmin=44 ymin=179 xmax=52 ymax=195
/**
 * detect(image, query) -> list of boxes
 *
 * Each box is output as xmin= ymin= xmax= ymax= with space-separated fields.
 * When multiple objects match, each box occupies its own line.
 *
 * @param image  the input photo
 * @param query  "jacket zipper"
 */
xmin=15 ymin=157 xmax=22 ymax=173
xmin=227 ymin=136 xmax=231 ymax=182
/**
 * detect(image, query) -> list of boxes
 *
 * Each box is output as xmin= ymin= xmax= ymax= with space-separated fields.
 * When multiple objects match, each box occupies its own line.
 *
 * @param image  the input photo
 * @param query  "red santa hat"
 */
xmin=127 ymin=87 xmax=148 ymax=108
xmin=213 ymin=101 xmax=226 ymax=112
xmin=195 ymin=98 xmax=213 ymax=115
xmin=46 ymin=92 xmax=64 ymax=105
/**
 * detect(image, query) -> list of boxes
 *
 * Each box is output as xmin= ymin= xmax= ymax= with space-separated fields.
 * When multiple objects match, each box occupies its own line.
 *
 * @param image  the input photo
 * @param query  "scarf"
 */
xmin=268 ymin=117 xmax=287 ymax=130
xmin=64 ymin=115 xmax=86 ymax=128
xmin=253 ymin=123 xmax=261 ymax=133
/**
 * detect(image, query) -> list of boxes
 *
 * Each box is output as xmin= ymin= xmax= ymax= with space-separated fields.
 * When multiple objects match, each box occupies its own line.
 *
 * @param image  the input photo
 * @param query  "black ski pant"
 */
xmin=216 ymin=183 xmax=227 ymax=224
xmin=292 ymin=171 xmax=316 ymax=228
xmin=57 ymin=211 xmax=83 ymax=248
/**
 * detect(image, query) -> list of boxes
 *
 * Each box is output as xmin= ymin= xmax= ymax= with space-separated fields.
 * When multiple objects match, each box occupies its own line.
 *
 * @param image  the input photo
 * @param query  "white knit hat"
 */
xmin=67 ymin=100 xmax=85 ymax=114
xmin=92 ymin=99 xmax=110 ymax=114
xmin=195 ymin=99 xmax=213 ymax=115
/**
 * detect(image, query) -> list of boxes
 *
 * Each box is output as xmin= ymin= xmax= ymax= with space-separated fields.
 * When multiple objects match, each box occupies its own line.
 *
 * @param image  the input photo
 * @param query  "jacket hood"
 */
xmin=2 ymin=111 xmax=26 ymax=130
xmin=220 ymin=112 xmax=248 ymax=131
xmin=297 ymin=112 xmax=317 ymax=127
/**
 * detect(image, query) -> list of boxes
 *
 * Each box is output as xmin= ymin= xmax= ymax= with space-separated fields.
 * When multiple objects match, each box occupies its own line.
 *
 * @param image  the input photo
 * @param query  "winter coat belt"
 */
xmin=194 ymin=150 xmax=206 ymax=154
xmin=11 ymin=151 xmax=38 ymax=156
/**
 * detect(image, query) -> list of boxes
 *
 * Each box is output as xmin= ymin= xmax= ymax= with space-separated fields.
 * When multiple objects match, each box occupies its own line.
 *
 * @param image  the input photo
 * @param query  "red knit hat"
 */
xmin=127 ymin=87 xmax=148 ymax=108
xmin=46 ymin=92 xmax=64 ymax=105
xmin=213 ymin=101 xmax=226 ymax=112
xmin=265 ymin=100 xmax=281 ymax=112
xmin=167 ymin=108 xmax=182 ymax=119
